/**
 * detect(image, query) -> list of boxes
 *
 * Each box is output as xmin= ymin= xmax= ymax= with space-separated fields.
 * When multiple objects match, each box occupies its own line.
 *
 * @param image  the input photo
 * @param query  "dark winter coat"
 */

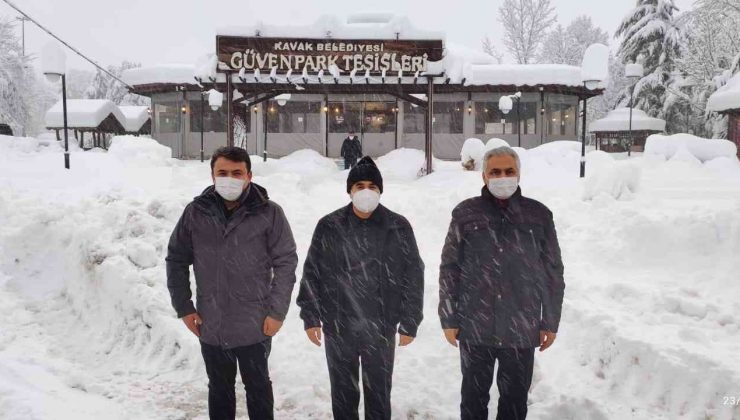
xmin=297 ymin=204 xmax=424 ymax=337
xmin=438 ymin=187 xmax=565 ymax=348
xmin=166 ymin=183 xmax=298 ymax=349
xmin=340 ymin=137 xmax=362 ymax=161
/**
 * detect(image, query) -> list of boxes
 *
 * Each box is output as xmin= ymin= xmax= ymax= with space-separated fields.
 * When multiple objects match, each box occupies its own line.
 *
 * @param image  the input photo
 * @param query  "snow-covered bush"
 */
xmin=460 ymin=138 xmax=485 ymax=170
xmin=645 ymin=134 xmax=738 ymax=163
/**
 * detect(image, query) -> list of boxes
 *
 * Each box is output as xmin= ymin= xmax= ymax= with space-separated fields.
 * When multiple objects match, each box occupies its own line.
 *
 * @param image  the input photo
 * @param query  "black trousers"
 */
xmin=344 ymin=157 xmax=358 ymax=169
xmin=325 ymin=328 xmax=395 ymax=420
xmin=460 ymin=343 xmax=535 ymax=420
xmin=200 ymin=339 xmax=273 ymax=420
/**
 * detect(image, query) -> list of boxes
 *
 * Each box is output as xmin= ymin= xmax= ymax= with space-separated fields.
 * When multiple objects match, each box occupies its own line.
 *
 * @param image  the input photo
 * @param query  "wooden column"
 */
xmin=226 ymin=72 xmax=234 ymax=147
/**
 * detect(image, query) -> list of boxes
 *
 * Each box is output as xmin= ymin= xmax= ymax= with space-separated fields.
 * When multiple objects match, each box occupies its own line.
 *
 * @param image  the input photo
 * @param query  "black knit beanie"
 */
xmin=346 ymin=156 xmax=383 ymax=194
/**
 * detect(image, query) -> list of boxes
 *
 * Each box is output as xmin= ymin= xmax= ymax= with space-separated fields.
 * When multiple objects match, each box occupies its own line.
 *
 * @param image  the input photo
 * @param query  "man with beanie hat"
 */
xmin=297 ymin=156 xmax=425 ymax=420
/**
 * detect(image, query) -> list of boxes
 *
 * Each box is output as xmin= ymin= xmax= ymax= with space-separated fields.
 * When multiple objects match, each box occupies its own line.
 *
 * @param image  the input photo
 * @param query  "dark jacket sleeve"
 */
xmin=356 ymin=139 xmax=363 ymax=157
xmin=165 ymin=204 xmax=197 ymax=318
xmin=340 ymin=139 xmax=348 ymax=158
xmin=296 ymin=220 xmax=325 ymax=330
xmin=266 ymin=204 xmax=299 ymax=321
xmin=540 ymin=209 xmax=565 ymax=333
xmin=438 ymin=208 xmax=463 ymax=329
xmin=398 ymin=221 xmax=424 ymax=337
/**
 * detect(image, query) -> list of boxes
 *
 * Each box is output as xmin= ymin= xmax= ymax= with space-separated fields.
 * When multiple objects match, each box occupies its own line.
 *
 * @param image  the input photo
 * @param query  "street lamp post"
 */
xmin=581 ymin=79 xmax=602 ymax=178
xmin=625 ymin=63 xmax=644 ymax=157
xmin=42 ymin=42 xmax=69 ymax=169
xmin=207 ymin=88 xmax=224 ymax=163
xmin=498 ymin=92 xmax=522 ymax=147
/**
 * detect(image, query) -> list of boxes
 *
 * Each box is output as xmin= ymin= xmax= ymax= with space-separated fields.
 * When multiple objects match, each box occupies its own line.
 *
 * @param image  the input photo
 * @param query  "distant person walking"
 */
xmin=341 ymin=130 xmax=362 ymax=169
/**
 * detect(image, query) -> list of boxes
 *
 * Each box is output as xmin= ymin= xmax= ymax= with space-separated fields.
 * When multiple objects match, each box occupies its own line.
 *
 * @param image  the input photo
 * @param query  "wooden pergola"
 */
xmin=47 ymin=113 xmax=126 ymax=150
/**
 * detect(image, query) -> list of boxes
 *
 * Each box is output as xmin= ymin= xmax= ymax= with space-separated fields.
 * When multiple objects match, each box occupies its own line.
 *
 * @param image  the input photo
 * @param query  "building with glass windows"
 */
xmin=122 ymin=15 xmax=604 ymax=162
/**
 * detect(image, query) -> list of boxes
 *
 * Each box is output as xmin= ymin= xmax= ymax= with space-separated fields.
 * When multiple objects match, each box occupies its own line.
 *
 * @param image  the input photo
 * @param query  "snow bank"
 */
xmin=645 ymin=133 xmax=738 ymax=163
xmin=107 ymin=136 xmax=174 ymax=166
xmin=254 ymin=149 xmax=338 ymax=179
xmin=590 ymin=108 xmax=666 ymax=132
xmin=0 ymin=135 xmax=59 ymax=155
xmin=583 ymin=160 xmax=641 ymax=200
xmin=375 ymin=148 xmax=429 ymax=181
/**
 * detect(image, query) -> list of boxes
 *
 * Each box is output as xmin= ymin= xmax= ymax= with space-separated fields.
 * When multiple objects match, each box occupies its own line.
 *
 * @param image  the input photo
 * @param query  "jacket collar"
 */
xmin=480 ymin=185 xmax=523 ymax=214
xmin=193 ymin=182 xmax=269 ymax=216
xmin=343 ymin=203 xmax=392 ymax=228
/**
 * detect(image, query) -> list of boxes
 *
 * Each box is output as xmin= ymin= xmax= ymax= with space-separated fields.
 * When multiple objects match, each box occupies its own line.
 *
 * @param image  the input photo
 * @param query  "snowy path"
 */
xmin=1 ymin=138 xmax=739 ymax=419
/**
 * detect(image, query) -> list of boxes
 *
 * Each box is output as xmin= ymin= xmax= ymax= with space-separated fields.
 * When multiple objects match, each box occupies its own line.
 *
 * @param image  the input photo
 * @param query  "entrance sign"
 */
xmin=217 ymin=36 xmax=444 ymax=75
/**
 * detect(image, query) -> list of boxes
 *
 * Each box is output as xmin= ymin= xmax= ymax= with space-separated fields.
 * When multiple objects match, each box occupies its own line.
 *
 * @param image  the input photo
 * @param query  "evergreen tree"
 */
xmin=615 ymin=0 xmax=684 ymax=133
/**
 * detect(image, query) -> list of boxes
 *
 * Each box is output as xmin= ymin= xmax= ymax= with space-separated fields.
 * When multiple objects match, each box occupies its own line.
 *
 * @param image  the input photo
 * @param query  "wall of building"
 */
xmin=149 ymin=90 xmax=583 ymax=160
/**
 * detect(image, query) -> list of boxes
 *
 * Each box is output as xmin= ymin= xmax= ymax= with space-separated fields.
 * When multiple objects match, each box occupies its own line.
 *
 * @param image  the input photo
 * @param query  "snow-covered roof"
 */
xmin=45 ymin=99 xmax=126 ymax=129
xmin=122 ymin=14 xmax=608 ymax=91
xmin=707 ymin=72 xmax=740 ymax=112
xmin=589 ymin=108 xmax=666 ymax=132
xmin=121 ymin=64 xmax=214 ymax=86
xmin=217 ymin=14 xmax=444 ymax=41
xmin=463 ymin=64 xmax=601 ymax=88
xmin=118 ymin=106 xmax=150 ymax=132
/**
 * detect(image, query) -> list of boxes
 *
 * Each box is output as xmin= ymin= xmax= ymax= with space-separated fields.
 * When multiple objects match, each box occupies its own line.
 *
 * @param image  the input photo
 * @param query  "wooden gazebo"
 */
xmin=45 ymin=99 xmax=127 ymax=149
xmin=590 ymin=107 xmax=665 ymax=153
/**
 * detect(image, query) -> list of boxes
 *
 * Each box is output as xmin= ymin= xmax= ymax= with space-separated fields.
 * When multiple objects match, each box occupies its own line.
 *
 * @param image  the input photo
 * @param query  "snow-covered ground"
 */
xmin=1 ymin=134 xmax=739 ymax=420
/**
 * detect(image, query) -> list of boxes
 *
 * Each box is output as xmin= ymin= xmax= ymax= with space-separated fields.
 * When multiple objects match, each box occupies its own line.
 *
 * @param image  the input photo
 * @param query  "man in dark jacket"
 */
xmin=166 ymin=146 xmax=298 ymax=420
xmin=439 ymin=146 xmax=565 ymax=420
xmin=297 ymin=156 xmax=424 ymax=420
xmin=340 ymin=130 xmax=362 ymax=169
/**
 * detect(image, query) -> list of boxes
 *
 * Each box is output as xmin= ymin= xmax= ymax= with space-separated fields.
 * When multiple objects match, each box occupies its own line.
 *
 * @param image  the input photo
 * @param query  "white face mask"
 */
xmin=214 ymin=176 xmax=246 ymax=201
xmin=351 ymin=189 xmax=381 ymax=213
xmin=487 ymin=177 xmax=519 ymax=199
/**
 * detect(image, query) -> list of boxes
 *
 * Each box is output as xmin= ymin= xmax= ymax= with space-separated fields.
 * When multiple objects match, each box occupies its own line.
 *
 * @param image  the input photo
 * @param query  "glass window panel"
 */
xmin=266 ymin=101 xmax=321 ymax=133
xmin=547 ymin=94 xmax=577 ymax=137
xmin=403 ymin=102 xmax=425 ymax=133
xmin=156 ymin=101 xmax=180 ymax=133
xmin=190 ymin=99 xmax=228 ymax=132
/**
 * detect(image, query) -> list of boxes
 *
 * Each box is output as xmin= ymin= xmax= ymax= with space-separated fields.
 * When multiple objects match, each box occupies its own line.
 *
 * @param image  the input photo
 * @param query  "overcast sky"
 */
xmin=1 ymin=0 xmax=695 ymax=72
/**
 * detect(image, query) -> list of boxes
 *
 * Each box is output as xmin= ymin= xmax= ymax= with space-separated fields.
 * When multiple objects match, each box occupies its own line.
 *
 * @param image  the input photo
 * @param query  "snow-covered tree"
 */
xmin=676 ymin=0 xmax=740 ymax=137
xmin=65 ymin=69 xmax=95 ymax=99
xmin=498 ymin=0 xmax=557 ymax=64
xmin=84 ymin=61 xmax=149 ymax=106
xmin=481 ymin=36 xmax=504 ymax=64
xmin=0 ymin=18 xmax=56 ymax=136
xmin=539 ymin=16 xmax=609 ymax=65
xmin=615 ymin=0 xmax=684 ymax=133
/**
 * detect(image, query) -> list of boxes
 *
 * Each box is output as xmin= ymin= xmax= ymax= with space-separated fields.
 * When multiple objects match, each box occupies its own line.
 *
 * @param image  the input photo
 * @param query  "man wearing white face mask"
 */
xmin=297 ymin=156 xmax=424 ymax=420
xmin=166 ymin=146 xmax=298 ymax=420
xmin=439 ymin=146 xmax=565 ymax=420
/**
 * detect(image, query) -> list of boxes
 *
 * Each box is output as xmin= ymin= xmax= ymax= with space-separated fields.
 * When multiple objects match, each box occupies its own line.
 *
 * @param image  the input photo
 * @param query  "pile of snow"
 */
xmin=590 ymin=108 xmax=666 ymax=132
xmin=460 ymin=138 xmax=486 ymax=170
xmin=0 ymin=135 xmax=60 ymax=155
xmin=45 ymin=99 xmax=126 ymax=130
xmin=645 ymin=133 xmax=738 ymax=163
xmin=107 ymin=136 xmax=174 ymax=166
xmin=375 ymin=148 xmax=428 ymax=181
xmin=255 ymin=149 xmax=338 ymax=179
xmin=583 ymin=159 xmax=641 ymax=201
xmin=1 ymin=133 xmax=740 ymax=419
xmin=707 ymin=71 xmax=740 ymax=112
